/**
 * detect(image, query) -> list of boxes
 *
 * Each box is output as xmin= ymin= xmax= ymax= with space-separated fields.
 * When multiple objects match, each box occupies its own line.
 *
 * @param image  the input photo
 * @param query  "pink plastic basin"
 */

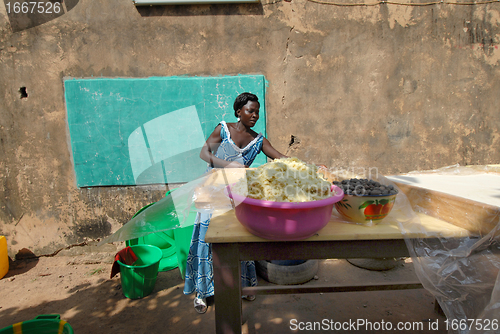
xmin=226 ymin=185 xmax=344 ymax=241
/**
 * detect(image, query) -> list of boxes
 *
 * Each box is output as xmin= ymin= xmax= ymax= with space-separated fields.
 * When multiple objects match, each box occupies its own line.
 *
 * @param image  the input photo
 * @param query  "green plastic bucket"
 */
xmin=126 ymin=229 xmax=178 ymax=272
xmin=118 ymin=244 xmax=162 ymax=299
xmin=0 ymin=314 xmax=73 ymax=334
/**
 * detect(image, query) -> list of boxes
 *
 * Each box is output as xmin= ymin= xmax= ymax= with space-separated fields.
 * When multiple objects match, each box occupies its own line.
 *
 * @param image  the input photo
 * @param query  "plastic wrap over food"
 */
xmin=98 ymin=168 xmax=245 ymax=245
xmin=326 ymin=165 xmax=500 ymax=333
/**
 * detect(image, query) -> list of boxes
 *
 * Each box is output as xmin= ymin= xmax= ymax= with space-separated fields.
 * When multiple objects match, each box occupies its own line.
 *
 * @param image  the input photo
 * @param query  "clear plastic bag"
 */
xmin=391 ymin=166 xmax=500 ymax=334
xmin=99 ymin=168 xmax=244 ymax=245
xmin=327 ymin=166 xmax=500 ymax=333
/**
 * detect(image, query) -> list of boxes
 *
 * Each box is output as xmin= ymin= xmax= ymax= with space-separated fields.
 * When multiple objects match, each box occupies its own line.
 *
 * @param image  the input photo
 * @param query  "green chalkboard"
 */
xmin=64 ymin=75 xmax=267 ymax=187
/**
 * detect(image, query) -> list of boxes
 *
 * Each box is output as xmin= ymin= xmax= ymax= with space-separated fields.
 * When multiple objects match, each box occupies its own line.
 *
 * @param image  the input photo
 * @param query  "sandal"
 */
xmin=242 ymin=295 xmax=256 ymax=301
xmin=194 ymin=297 xmax=208 ymax=314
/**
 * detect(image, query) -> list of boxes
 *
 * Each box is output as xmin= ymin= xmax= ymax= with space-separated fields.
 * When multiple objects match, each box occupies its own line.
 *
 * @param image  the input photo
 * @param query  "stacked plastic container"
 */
xmin=0 ymin=236 xmax=8 ymax=279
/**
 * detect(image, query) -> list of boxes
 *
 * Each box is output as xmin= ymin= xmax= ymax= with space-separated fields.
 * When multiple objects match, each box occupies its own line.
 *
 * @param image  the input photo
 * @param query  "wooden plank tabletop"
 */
xmin=388 ymin=172 xmax=500 ymax=208
xmin=205 ymin=210 xmax=472 ymax=244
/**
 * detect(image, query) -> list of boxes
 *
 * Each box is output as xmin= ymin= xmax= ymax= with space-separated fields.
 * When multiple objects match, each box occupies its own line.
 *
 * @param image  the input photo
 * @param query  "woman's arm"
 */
xmin=262 ymin=138 xmax=288 ymax=160
xmin=200 ymin=125 xmax=246 ymax=168
xmin=262 ymin=138 xmax=327 ymax=168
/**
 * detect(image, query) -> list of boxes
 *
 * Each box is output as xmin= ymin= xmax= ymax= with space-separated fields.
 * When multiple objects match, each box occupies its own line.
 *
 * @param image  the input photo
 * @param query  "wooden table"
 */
xmin=206 ymin=210 xmax=472 ymax=334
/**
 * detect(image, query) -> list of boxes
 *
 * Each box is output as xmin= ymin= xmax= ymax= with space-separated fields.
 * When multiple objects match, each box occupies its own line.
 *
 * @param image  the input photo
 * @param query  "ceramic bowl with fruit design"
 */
xmin=335 ymin=193 xmax=397 ymax=225
xmin=333 ymin=179 xmax=398 ymax=225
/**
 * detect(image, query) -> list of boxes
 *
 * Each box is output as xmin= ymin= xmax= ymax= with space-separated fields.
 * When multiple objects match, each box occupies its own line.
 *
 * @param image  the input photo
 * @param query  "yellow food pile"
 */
xmin=232 ymin=157 xmax=332 ymax=202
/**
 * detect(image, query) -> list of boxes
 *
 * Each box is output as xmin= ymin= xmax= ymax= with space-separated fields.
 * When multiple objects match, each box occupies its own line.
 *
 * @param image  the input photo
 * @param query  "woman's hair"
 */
xmin=233 ymin=92 xmax=259 ymax=117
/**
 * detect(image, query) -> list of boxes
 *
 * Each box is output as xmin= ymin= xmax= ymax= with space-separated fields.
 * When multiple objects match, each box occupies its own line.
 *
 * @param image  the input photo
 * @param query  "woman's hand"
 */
xmin=225 ymin=161 xmax=247 ymax=168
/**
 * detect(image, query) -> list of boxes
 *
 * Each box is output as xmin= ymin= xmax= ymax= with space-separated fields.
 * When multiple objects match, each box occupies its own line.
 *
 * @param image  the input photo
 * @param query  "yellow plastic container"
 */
xmin=0 ymin=236 xmax=9 ymax=279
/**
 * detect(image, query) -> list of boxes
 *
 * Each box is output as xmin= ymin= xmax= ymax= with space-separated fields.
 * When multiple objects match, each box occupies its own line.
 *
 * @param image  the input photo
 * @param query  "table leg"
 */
xmin=212 ymin=243 xmax=242 ymax=334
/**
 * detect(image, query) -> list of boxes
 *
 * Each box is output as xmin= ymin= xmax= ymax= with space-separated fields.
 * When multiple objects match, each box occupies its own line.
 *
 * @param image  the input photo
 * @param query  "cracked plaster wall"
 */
xmin=0 ymin=0 xmax=499 ymax=256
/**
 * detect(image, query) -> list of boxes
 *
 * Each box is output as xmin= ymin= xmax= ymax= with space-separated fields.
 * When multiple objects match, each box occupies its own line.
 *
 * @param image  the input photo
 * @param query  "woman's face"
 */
xmin=238 ymin=101 xmax=260 ymax=127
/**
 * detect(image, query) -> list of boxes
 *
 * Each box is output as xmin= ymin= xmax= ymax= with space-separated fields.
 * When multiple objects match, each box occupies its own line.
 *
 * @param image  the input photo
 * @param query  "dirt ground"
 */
xmin=0 ymin=247 xmax=448 ymax=334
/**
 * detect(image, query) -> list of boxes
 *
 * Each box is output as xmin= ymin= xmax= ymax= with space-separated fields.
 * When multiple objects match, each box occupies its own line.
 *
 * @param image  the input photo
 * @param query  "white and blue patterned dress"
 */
xmin=183 ymin=121 xmax=264 ymax=299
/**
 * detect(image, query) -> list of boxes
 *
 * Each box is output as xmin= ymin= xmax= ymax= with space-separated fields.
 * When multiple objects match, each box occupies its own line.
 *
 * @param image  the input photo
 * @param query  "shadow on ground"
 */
xmin=0 ymin=256 xmax=447 ymax=333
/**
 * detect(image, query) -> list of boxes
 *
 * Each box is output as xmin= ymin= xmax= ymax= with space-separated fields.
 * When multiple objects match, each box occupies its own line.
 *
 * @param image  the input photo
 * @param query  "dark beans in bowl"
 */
xmin=332 ymin=178 xmax=398 ymax=196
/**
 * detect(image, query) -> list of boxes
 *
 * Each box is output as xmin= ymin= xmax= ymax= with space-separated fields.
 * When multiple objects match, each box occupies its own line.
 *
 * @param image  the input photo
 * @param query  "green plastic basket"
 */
xmin=126 ymin=189 xmax=196 ymax=279
xmin=126 ymin=201 xmax=178 ymax=272
xmin=173 ymin=223 xmax=194 ymax=279
xmin=0 ymin=314 xmax=73 ymax=334
xmin=118 ymin=244 xmax=162 ymax=299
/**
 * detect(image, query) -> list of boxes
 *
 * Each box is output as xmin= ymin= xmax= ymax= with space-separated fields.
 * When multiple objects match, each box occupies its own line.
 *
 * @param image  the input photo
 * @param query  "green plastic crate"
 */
xmin=0 ymin=314 xmax=73 ymax=334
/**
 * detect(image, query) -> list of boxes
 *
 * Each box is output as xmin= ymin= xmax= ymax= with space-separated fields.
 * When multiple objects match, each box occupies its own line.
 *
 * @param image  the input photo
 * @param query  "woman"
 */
xmin=183 ymin=92 xmax=287 ymax=313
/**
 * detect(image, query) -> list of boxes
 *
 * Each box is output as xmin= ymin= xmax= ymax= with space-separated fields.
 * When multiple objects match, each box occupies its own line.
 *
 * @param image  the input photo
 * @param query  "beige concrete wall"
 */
xmin=0 ymin=0 xmax=499 ymax=256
